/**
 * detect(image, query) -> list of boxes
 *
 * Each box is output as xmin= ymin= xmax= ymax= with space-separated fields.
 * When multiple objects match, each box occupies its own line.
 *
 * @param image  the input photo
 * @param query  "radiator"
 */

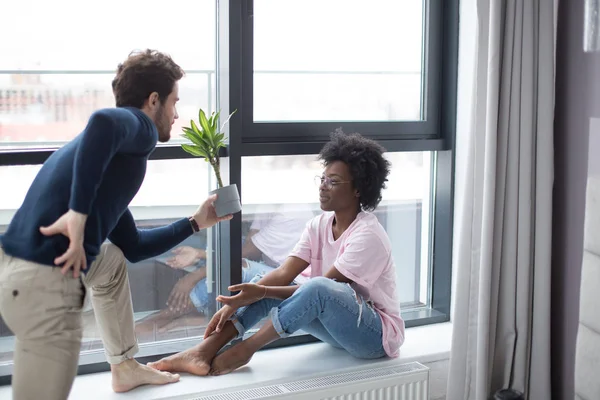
xmin=169 ymin=362 xmax=429 ymax=400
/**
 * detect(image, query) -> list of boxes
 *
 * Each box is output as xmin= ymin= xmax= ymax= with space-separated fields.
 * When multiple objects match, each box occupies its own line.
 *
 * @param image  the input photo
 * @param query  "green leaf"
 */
xmin=190 ymin=119 xmax=203 ymax=136
xmin=207 ymin=114 xmax=213 ymax=130
xmin=211 ymin=110 xmax=221 ymax=131
xmin=199 ymin=109 xmax=217 ymax=148
xmin=181 ymin=131 xmax=208 ymax=150
xmin=215 ymin=132 xmax=226 ymax=143
xmin=182 ymin=127 xmax=211 ymax=150
xmin=181 ymin=144 xmax=210 ymax=159
xmin=181 ymin=126 xmax=199 ymax=138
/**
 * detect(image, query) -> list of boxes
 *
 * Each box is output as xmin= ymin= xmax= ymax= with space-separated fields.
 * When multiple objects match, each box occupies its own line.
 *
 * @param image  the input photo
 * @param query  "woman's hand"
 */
xmin=204 ymin=284 xmax=267 ymax=338
xmin=216 ymin=283 xmax=267 ymax=309
xmin=204 ymin=305 xmax=237 ymax=338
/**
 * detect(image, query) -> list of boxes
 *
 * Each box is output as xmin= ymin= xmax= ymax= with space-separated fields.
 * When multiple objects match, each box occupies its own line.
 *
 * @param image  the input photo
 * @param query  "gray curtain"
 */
xmin=447 ymin=0 xmax=556 ymax=399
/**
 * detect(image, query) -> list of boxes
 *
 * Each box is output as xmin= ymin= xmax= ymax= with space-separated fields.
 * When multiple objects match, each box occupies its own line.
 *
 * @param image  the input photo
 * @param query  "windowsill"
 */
xmin=0 ymin=322 xmax=452 ymax=400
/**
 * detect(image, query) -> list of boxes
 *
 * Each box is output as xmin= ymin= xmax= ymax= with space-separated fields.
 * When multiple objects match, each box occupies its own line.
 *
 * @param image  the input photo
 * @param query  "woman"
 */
xmin=148 ymin=130 xmax=405 ymax=376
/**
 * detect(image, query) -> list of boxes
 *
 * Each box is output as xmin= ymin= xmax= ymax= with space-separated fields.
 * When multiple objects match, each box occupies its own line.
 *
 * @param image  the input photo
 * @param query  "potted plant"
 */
xmin=180 ymin=108 xmax=242 ymax=218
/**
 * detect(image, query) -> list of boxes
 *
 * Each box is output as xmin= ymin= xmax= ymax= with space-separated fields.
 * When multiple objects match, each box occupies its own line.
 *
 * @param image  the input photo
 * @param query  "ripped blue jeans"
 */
xmin=232 ymin=276 xmax=386 ymax=359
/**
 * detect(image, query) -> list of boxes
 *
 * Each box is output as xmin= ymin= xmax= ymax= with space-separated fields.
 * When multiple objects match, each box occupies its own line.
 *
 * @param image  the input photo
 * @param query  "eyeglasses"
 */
xmin=314 ymin=175 xmax=352 ymax=190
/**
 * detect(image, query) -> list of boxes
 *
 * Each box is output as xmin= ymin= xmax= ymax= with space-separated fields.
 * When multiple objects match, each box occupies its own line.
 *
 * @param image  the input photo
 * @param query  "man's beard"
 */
xmin=155 ymin=106 xmax=171 ymax=143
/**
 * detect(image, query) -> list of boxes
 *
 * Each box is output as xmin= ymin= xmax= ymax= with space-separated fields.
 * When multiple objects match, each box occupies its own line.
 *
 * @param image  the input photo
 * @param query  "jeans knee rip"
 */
xmin=339 ymin=283 xmax=378 ymax=329
xmin=340 ymin=283 xmax=365 ymax=328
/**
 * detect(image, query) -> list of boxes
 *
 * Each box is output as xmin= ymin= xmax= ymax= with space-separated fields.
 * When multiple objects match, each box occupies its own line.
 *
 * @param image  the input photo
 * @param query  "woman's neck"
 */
xmin=332 ymin=208 xmax=360 ymax=240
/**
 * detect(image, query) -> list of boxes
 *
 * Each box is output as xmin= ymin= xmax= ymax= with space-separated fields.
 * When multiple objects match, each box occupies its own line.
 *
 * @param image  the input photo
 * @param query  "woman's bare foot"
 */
xmin=111 ymin=359 xmax=180 ymax=393
xmin=211 ymin=319 xmax=280 ymax=376
xmin=209 ymin=341 xmax=255 ymax=376
xmin=147 ymin=346 xmax=212 ymax=376
xmin=148 ymin=321 xmax=239 ymax=376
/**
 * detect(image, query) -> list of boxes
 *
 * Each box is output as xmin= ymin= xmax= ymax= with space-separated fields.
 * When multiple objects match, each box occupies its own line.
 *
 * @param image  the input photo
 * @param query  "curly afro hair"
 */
xmin=318 ymin=128 xmax=391 ymax=211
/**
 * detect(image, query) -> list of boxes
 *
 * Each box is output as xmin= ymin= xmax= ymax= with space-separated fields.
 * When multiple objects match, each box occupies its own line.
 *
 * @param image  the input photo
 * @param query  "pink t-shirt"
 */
xmin=290 ymin=211 xmax=405 ymax=358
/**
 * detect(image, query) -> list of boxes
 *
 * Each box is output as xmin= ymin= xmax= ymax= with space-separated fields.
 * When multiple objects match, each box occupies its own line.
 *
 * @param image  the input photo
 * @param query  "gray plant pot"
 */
xmin=210 ymin=183 xmax=242 ymax=218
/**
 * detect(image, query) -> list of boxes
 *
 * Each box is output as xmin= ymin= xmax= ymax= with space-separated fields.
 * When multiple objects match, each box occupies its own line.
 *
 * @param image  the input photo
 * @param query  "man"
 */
xmin=0 ymin=49 xmax=233 ymax=400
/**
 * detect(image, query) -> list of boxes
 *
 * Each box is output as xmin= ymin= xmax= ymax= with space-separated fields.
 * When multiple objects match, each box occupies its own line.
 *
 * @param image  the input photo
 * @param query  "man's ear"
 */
xmin=148 ymin=92 xmax=160 ymax=110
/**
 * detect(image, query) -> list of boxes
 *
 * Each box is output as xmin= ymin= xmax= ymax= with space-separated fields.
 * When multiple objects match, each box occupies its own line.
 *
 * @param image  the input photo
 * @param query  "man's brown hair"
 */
xmin=112 ymin=49 xmax=184 ymax=108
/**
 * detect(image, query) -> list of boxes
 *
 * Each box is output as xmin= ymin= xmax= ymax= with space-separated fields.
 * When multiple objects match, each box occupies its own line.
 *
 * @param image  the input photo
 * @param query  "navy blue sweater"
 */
xmin=1 ymin=107 xmax=193 ymax=267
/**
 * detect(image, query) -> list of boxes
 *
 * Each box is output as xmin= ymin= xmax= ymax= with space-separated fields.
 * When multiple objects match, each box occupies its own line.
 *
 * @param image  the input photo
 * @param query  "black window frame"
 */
xmin=0 ymin=0 xmax=458 ymax=384
xmin=223 ymin=0 xmax=458 ymax=330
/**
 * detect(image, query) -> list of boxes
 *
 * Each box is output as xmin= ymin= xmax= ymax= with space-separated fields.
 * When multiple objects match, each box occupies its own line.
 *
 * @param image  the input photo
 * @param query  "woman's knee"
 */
xmin=298 ymin=276 xmax=344 ymax=296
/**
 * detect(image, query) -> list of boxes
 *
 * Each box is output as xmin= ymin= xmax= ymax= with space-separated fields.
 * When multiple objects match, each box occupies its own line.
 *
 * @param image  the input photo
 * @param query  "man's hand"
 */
xmin=39 ymin=210 xmax=88 ymax=278
xmin=193 ymin=194 xmax=233 ymax=230
xmin=216 ymin=283 xmax=267 ymax=310
xmin=166 ymin=274 xmax=200 ymax=314
xmin=204 ymin=304 xmax=236 ymax=339
xmin=166 ymin=246 xmax=206 ymax=269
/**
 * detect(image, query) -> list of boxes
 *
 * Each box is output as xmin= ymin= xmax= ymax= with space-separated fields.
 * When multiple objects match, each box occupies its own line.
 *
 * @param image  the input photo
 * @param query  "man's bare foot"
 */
xmin=209 ymin=341 xmax=255 ymax=376
xmin=111 ymin=359 xmax=180 ymax=393
xmin=147 ymin=347 xmax=211 ymax=376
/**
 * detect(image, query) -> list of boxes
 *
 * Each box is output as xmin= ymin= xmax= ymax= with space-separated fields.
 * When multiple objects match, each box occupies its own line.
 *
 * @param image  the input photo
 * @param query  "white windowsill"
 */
xmin=0 ymin=322 xmax=452 ymax=400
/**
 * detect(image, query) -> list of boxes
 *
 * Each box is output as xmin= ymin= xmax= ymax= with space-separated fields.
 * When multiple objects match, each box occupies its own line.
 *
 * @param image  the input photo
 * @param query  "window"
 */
xmin=0 ymin=0 xmax=216 ymax=150
xmin=253 ymin=0 xmax=425 ymax=122
xmin=238 ymin=0 xmax=445 ymax=141
xmin=0 ymin=0 xmax=458 ymax=382
xmin=0 ymin=159 xmax=223 ymax=369
xmin=225 ymin=0 xmax=457 ymax=329
xmin=0 ymin=0 xmax=220 ymax=378
xmin=241 ymin=153 xmax=434 ymax=310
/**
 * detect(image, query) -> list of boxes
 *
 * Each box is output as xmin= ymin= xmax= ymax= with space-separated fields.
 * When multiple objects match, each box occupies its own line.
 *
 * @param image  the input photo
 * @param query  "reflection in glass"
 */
xmin=0 ymin=74 xmax=213 ymax=149
xmin=0 ymin=159 xmax=215 ymax=361
xmin=585 ymin=0 xmax=600 ymax=52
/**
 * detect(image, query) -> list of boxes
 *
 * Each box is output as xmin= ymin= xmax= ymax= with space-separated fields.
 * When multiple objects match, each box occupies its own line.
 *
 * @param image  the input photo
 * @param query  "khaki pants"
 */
xmin=0 ymin=244 xmax=138 ymax=400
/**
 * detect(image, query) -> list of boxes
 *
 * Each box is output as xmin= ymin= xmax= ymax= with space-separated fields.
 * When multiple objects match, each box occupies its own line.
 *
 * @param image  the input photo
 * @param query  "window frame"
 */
xmin=224 ymin=0 xmax=458 ymax=330
xmin=238 ymin=0 xmax=444 ymax=143
xmin=0 ymin=0 xmax=458 ymax=384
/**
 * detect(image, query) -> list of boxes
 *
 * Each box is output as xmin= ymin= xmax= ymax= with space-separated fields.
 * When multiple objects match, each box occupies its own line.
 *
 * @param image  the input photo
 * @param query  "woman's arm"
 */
xmin=216 ymin=255 xmax=309 ymax=306
xmin=324 ymin=265 xmax=353 ymax=284
xmin=205 ymin=256 xmax=309 ymax=337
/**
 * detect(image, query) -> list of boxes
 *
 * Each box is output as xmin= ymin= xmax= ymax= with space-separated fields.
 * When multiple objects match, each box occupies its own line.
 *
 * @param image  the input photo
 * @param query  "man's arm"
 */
xmin=69 ymin=108 xmax=155 ymax=216
xmin=40 ymin=109 xmax=155 ymax=277
xmin=108 ymin=210 xmax=193 ymax=264
xmin=108 ymin=194 xmax=232 ymax=264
